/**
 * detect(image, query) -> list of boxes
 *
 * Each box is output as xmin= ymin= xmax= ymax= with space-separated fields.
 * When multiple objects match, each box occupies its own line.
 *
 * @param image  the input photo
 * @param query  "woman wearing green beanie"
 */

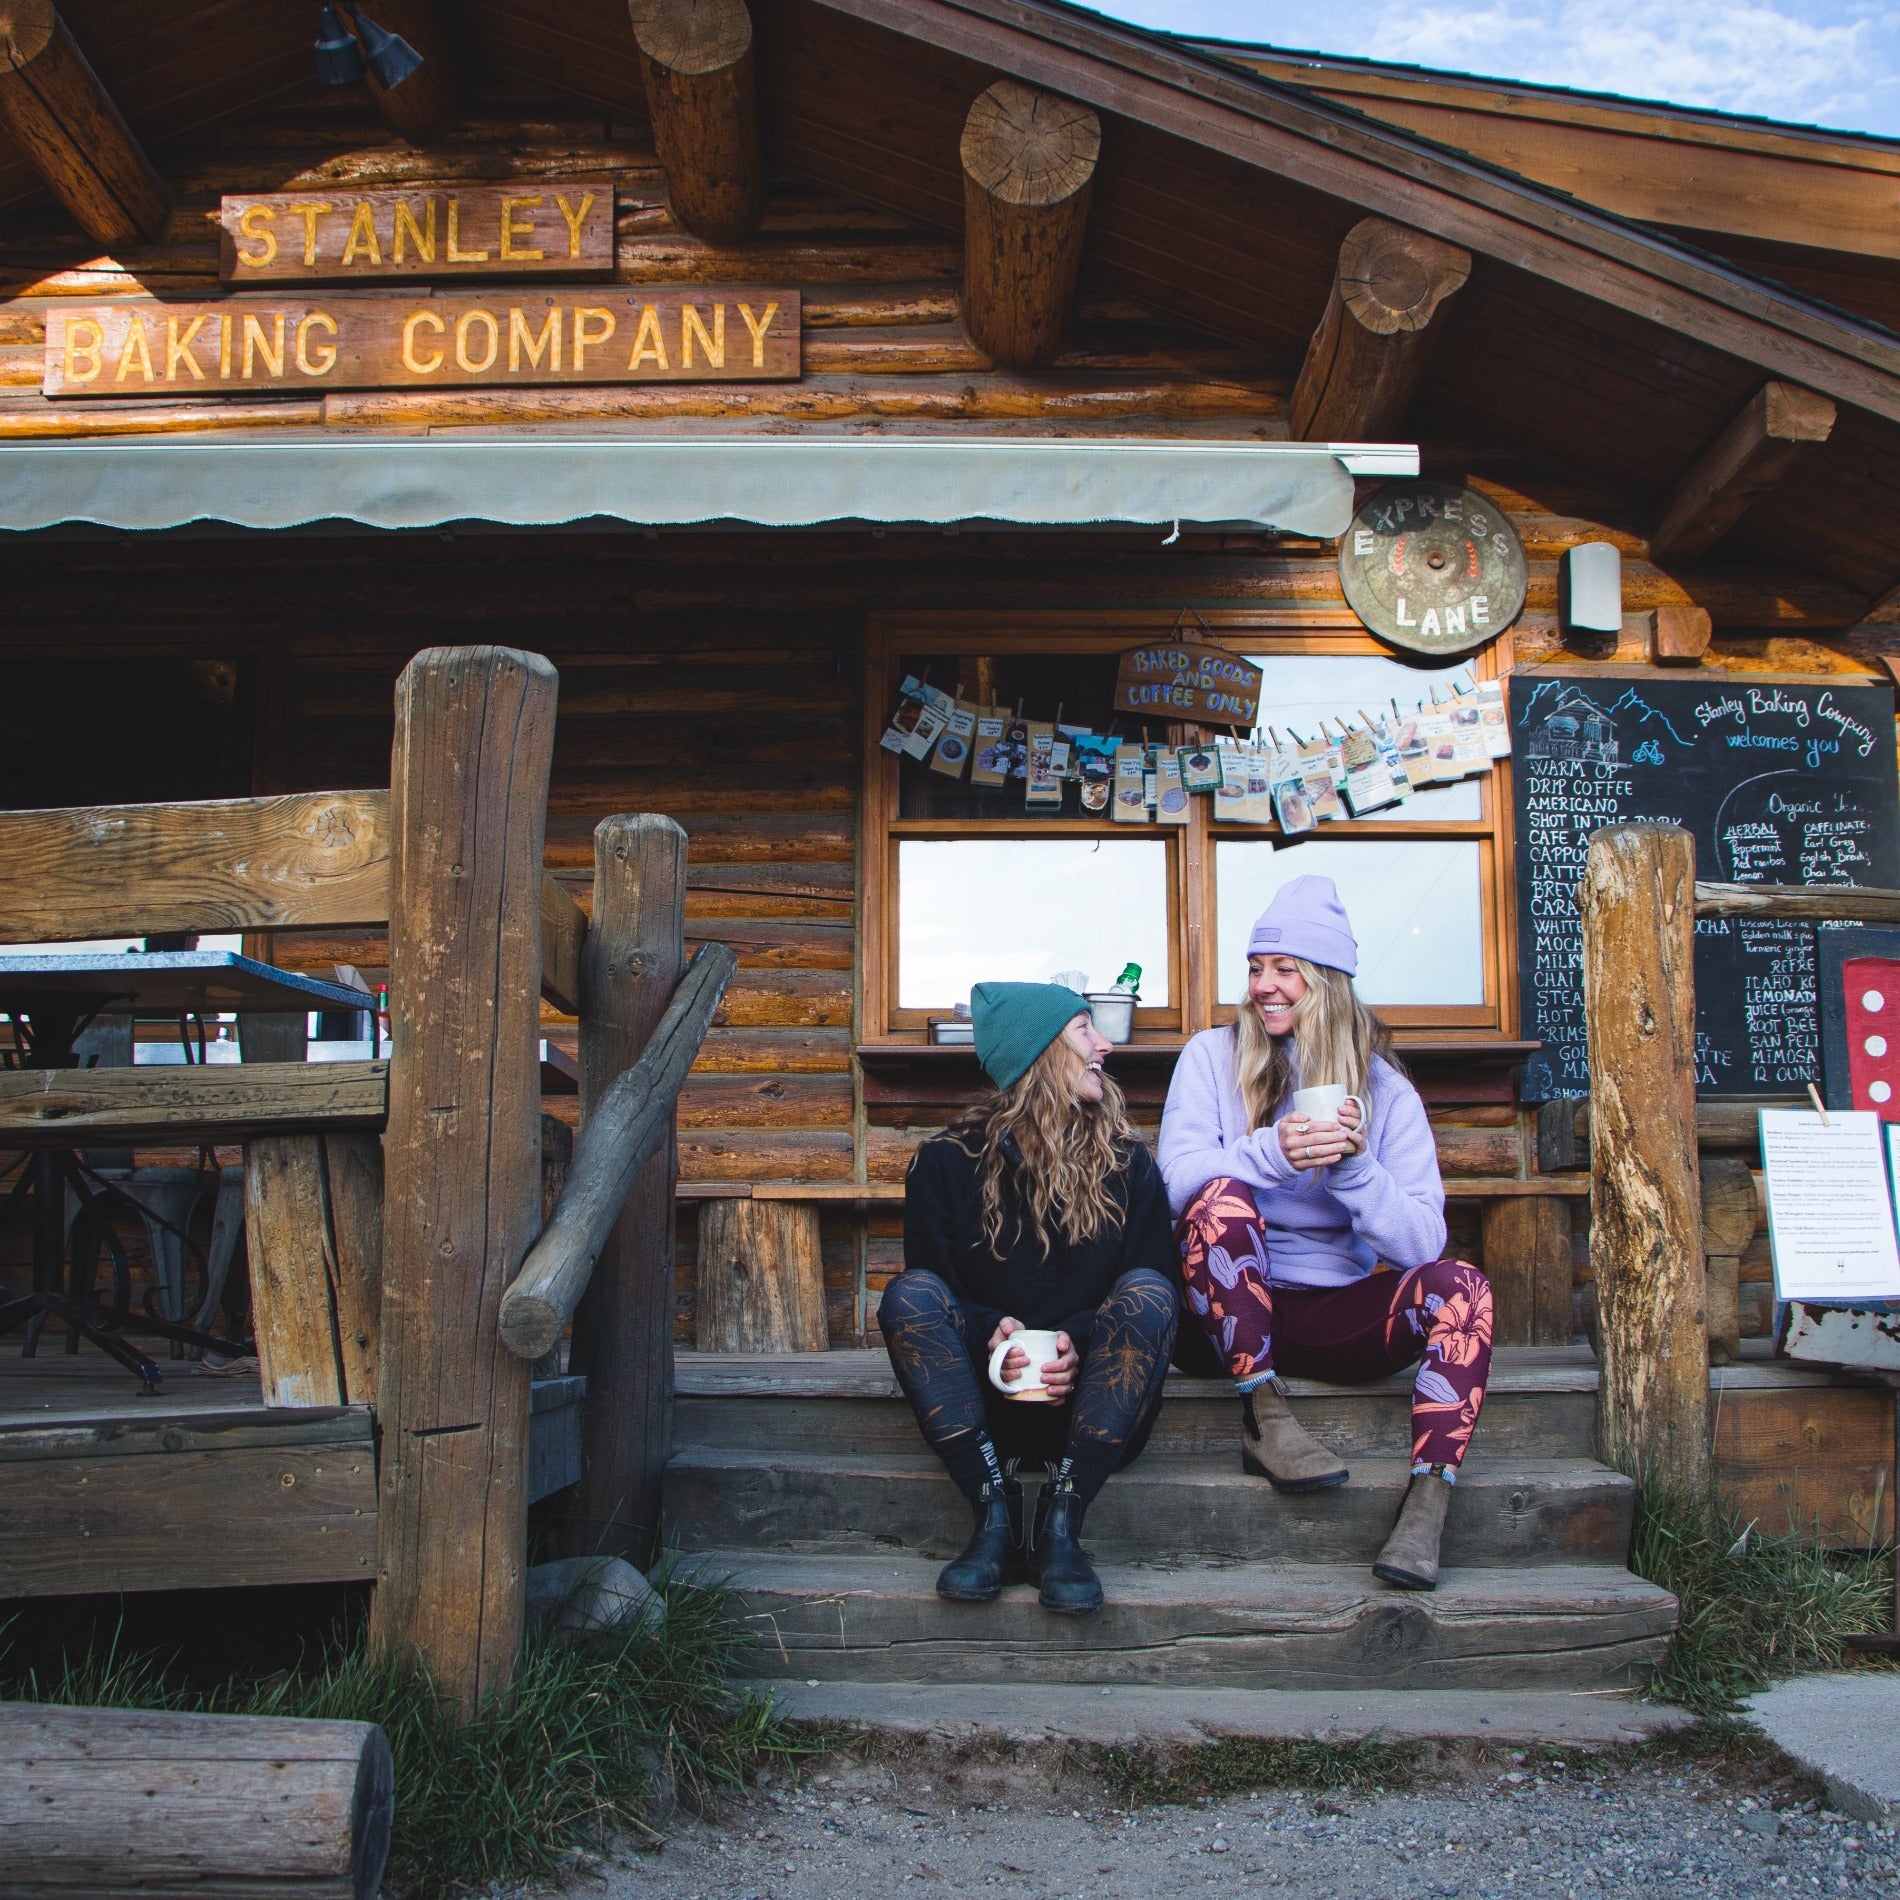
xmin=880 ymin=981 xmax=1181 ymax=1615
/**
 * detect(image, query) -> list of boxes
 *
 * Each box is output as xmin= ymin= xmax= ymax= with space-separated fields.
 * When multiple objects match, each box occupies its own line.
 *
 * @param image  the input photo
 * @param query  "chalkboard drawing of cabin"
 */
xmin=1526 ymin=689 xmax=1620 ymax=765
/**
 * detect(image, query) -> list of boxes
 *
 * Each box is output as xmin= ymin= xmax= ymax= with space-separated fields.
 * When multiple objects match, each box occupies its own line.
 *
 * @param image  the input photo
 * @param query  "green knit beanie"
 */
xmin=971 ymin=981 xmax=1088 ymax=1092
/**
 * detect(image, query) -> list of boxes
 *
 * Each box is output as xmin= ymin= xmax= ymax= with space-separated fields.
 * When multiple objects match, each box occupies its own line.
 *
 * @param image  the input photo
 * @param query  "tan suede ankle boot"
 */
xmin=1239 ymin=1379 xmax=1349 ymax=1492
xmin=1372 ymin=1468 xmax=1454 ymax=1589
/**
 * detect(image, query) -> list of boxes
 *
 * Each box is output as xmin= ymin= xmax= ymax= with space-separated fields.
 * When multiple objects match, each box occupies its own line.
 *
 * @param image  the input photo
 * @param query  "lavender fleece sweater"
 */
xmin=1156 ymin=1028 xmax=1448 ymax=1287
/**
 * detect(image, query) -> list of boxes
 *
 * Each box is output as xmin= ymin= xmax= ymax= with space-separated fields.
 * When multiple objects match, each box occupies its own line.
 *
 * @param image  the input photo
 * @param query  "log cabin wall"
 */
xmin=0 ymin=82 xmax=1891 ymax=1349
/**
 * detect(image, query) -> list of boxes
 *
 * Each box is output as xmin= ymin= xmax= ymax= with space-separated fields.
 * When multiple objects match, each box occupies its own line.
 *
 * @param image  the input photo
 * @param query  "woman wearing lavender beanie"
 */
xmin=1157 ymin=874 xmax=1493 ymax=1589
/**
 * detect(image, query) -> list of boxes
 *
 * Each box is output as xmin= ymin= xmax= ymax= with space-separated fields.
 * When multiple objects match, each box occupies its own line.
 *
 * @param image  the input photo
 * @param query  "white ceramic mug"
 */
xmin=988 ymin=1328 xmax=1062 ymax=1402
xmin=1291 ymin=1083 xmax=1367 ymax=1129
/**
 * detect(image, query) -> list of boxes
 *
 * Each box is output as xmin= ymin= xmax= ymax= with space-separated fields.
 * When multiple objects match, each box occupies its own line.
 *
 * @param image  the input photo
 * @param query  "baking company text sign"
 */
xmin=218 ymin=182 xmax=618 ymax=283
xmin=42 ymin=291 xmax=801 ymax=398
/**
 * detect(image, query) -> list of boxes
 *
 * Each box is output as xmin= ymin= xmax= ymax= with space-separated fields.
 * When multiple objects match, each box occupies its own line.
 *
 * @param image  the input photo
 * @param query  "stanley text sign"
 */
xmin=219 ymin=182 xmax=617 ymax=283
xmin=44 ymin=291 xmax=801 ymax=398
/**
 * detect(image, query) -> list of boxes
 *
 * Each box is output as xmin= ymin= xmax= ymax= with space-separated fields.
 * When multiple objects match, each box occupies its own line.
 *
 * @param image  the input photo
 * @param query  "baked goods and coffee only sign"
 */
xmin=1113 ymin=643 xmax=1262 ymax=729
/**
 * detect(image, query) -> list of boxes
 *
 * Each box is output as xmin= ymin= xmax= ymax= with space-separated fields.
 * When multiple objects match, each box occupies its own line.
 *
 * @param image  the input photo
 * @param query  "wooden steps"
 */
xmin=664 ymin=1346 xmax=1682 ymax=1692
xmin=693 ymin=1551 xmax=1675 ymax=1690
xmin=664 ymin=1450 xmax=1635 ymax=1567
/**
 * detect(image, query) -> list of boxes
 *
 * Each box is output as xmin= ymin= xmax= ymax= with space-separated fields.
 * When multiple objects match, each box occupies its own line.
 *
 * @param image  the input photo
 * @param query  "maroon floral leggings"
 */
xmin=1176 ymin=1177 xmax=1493 ymax=1472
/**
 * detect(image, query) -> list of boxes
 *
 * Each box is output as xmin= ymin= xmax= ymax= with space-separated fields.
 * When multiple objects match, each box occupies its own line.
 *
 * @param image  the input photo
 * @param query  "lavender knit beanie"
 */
xmin=1246 ymin=875 xmax=1358 ymax=976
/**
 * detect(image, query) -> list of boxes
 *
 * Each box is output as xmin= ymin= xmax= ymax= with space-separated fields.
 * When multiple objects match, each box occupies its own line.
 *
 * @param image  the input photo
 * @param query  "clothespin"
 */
xmin=1807 ymin=1081 xmax=1832 ymax=1126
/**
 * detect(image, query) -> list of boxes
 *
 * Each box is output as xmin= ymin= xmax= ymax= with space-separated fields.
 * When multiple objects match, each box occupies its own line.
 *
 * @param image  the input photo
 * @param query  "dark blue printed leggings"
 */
xmin=879 ymin=1267 xmax=1178 ymax=1504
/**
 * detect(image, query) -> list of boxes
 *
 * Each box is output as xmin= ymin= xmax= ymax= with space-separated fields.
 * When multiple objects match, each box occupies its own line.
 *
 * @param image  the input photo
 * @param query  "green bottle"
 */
xmin=1113 ymin=962 xmax=1141 ymax=994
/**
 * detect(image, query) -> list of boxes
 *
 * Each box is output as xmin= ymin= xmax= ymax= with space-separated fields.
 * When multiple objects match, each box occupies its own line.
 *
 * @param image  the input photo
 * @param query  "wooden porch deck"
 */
xmin=0 ymin=1349 xmax=583 ymax=1600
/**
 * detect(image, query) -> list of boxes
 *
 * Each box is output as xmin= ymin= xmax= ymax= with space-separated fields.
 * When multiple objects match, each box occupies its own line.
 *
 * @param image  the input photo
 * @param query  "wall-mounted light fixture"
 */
xmin=1561 ymin=541 xmax=1623 ymax=635
xmin=314 ymin=4 xmax=425 ymax=92
xmin=314 ymin=5 xmax=366 ymax=85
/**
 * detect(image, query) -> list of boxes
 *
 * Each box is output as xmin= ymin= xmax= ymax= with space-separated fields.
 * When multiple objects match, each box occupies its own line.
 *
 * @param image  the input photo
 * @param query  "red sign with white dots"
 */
xmin=1842 ymin=957 xmax=1900 ymax=1121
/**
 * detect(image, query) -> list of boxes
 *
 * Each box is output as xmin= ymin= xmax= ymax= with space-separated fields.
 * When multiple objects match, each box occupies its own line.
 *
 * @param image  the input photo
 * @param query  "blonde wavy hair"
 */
xmin=953 ymin=1029 xmax=1136 ymax=1260
xmin=1235 ymin=957 xmax=1394 ymax=1133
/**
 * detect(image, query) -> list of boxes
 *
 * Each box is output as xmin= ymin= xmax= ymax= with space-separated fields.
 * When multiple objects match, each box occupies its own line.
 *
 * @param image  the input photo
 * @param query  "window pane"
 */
xmin=899 ymin=839 xmax=1171 ymax=1009
xmin=1242 ymin=652 xmax=1483 ymax=821
xmin=1216 ymin=840 xmax=1485 ymax=1006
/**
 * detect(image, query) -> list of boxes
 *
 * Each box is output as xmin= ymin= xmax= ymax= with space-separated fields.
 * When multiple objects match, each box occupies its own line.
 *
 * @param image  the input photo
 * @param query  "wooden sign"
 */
xmin=219 ymin=182 xmax=616 ymax=284
xmin=1113 ymin=642 xmax=1261 ymax=729
xmin=43 ymin=291 xmax=801 ymax=398
xmin=1339 ymin=480 xmax=1526 ymax=656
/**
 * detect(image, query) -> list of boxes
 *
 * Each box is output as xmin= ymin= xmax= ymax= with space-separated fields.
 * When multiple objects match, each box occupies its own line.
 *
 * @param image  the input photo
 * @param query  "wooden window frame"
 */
xmin=862 ymin=611 xmax=1521 ymax=1050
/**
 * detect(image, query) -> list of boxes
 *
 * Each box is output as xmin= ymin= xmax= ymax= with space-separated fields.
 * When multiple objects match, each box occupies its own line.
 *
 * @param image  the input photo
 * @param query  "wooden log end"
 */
xmin=499 ymin=1290 xmax=564 ymax=1362
xmin=960 ymin=77 xmax=1101 ymax=208
xmin=1763 ymin=380 xmax=1838 ymax=443
xmin=1336 ymin=215 xmax=1472 ymax=337
xmin=1649 ymin=604 xmax=1713 ymax=665
xmin=629 ymin=0 xmax=752 ymax=74
xmin=0 ymin=1 xmax=56 ymax=62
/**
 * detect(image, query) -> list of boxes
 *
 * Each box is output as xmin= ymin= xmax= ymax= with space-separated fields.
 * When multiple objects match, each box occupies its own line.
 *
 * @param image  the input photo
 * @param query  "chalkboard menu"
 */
xmin=1510 ymin=672 xmax=1899 ymax=1101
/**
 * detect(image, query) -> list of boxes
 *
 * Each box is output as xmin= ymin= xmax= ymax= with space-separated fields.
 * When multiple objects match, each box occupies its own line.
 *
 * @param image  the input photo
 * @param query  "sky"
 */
xmin=1092 ymin=0 xmax=1900 ymax=139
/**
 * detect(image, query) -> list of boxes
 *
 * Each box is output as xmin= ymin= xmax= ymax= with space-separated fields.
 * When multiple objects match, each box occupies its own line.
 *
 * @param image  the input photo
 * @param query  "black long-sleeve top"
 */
xmin=899 ymin=1129 xmax=1182 ymax=1343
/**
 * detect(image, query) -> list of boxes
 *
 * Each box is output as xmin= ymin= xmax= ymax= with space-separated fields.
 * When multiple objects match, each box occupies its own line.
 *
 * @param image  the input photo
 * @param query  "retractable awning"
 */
xmin=0 ymin=434 xmax=1416 ymax=537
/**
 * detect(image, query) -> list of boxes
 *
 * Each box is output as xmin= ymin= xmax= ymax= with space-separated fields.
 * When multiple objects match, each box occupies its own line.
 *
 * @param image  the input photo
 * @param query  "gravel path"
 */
xmin=581 ymin=1742 xmax=1899 ymax=1899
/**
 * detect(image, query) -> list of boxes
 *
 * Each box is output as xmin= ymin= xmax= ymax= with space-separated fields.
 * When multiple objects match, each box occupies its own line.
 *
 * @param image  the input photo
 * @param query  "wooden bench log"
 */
xmin=500 ymin=940 xmax=735 ymax=1362
xmin=0 ymin=1702 xmax=391 ymax=1900
xmin=695 ymin=1196 xmax=826 ymax=1352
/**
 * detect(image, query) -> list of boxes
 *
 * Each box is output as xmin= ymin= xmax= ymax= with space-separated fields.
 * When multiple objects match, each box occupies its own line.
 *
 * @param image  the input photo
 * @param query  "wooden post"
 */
xmin=0 ymin=1 xmax=169 ymax=245
xmin=1480 ymin=1195 xmax=1573 ymax=1346
xmin=246 ymin=1133 xmax=383 ymax=1408
xmin=959 ymin=78 xmax=1100 ymax=371
xmin=564 ymin=814 xmax=685 ymax=1564
xmin=371 ymin=646 xmax=556 ymax=1715
xmin=1699 ymin=1156 xmax=1757 ymax=1365
xmin=628 ymin=0 xmax=764 ymax=244
xmin=695 ymin=1198 xmax=826 ymax=1350
xmin=1289 ymin=216 xmax=1471 ymax=441
xmin=1579 ymin=823 xmax=1709 ymax=1492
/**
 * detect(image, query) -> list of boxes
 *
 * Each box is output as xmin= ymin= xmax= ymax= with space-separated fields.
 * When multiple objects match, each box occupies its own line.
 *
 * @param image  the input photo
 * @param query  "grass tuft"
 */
xmin=1083 ymin=1735 xmax=1422 ymax=1807
xmin=0 ymin=1566 xmax=806 ymax=1898
xmin=1628 ymin=1480 xmax=1893 ymax=1714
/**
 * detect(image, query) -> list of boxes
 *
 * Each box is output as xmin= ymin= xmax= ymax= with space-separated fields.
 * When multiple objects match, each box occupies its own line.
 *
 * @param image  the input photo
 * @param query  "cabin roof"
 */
xmin=3 ymin=0 xmax=1899 ymax=608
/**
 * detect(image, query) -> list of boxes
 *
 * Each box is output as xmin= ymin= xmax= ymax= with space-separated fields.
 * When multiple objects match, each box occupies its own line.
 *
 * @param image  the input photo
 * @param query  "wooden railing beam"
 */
xmin=1289 ymin=215 xmax=1470 ymax=441
xmin=960 ymin=78 xmax=1100 ymax=371
xmin=0 ymin=0 xmax=168 ymax=244
xmin=501 ymin=938 xmax=733 ymax=1363
xmin=1694 ymin=878 xmax=1900 ymax=923
xmin=1580 ymin=822 xmax=1708 ymax=1492
xmin=0 ymin=1060 xmax=386 ymax=1145
xmin=1651 ymin=381 xmax=1837 ymax=561
xmin=628 ymin=0 xmax=763 ymax=243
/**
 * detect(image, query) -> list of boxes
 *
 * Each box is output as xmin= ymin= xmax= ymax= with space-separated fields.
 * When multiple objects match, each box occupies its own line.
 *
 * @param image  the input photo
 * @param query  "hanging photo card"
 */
xmin=929 ymin=699 xmax=978 ymax=778
xmin=969 ymin=706 xmax=1009 ymax=787
xmin=1154 ymin=749 xmax=1190 ymax=824
xmin=1112 ymin=744 xmax=1150 ymax=823
xmin=1178 ymin=745 xmax=1222 ymax=795
xmin=1024 ymin=721 xmax=1063 ymax=808
xmin=1761 ymin=1109 xmax=1900 ymax=1302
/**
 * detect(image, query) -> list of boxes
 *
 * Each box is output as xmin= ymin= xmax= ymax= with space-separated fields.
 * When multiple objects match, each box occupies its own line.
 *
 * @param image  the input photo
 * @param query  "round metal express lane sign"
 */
xmin=1338 ymin=480 xmax=1527 ymax=657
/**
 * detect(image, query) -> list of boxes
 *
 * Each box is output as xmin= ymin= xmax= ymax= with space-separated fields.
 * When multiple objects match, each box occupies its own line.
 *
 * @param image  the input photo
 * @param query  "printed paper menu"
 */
xmin=1760 ymin=1109 xmax=1900 ymax=1302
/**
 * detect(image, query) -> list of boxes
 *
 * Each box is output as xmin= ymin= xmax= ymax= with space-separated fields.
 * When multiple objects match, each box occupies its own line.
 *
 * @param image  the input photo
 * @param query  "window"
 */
xmin=863 ymin=618 xmax=1515 ymax=1044
xmin=898 ymin=839 xmax=1171 ymax=1009
xmin=1215 ymin=840 xmax=1485 ymax=1006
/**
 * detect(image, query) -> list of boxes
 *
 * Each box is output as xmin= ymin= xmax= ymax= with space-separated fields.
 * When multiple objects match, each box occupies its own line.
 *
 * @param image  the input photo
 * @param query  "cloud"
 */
xmin=1358 ymin=0 xmax=1867 ymax=124
xmin=1093 ymin=0 xmax=1900 ymax=136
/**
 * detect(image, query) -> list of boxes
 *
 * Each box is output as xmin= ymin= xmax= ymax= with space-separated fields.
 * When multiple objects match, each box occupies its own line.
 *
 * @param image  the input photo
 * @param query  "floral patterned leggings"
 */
xmin=1176 ymin=1177 xmax=1493 ymax=1472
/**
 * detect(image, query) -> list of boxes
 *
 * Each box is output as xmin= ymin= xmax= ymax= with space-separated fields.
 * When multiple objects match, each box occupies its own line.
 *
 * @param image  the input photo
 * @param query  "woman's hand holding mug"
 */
xmin=987 ymin=1317 xmax=1078 ymax=1401
xmin=1279 ymin=1084 xmax=1368 ymax=1172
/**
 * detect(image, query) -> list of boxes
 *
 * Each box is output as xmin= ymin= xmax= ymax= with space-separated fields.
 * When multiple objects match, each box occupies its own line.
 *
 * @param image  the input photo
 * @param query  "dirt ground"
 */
xmin=563 ymin=1731 xmax=1897 ymax=1899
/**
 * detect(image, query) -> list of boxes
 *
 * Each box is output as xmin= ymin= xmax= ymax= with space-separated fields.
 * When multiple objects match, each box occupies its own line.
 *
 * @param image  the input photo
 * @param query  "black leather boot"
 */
xmin=936 ymin=1475 xmax=1026 ymax=1602
xmin=1028 ymin=1475 xmax=1103 ymax=1615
